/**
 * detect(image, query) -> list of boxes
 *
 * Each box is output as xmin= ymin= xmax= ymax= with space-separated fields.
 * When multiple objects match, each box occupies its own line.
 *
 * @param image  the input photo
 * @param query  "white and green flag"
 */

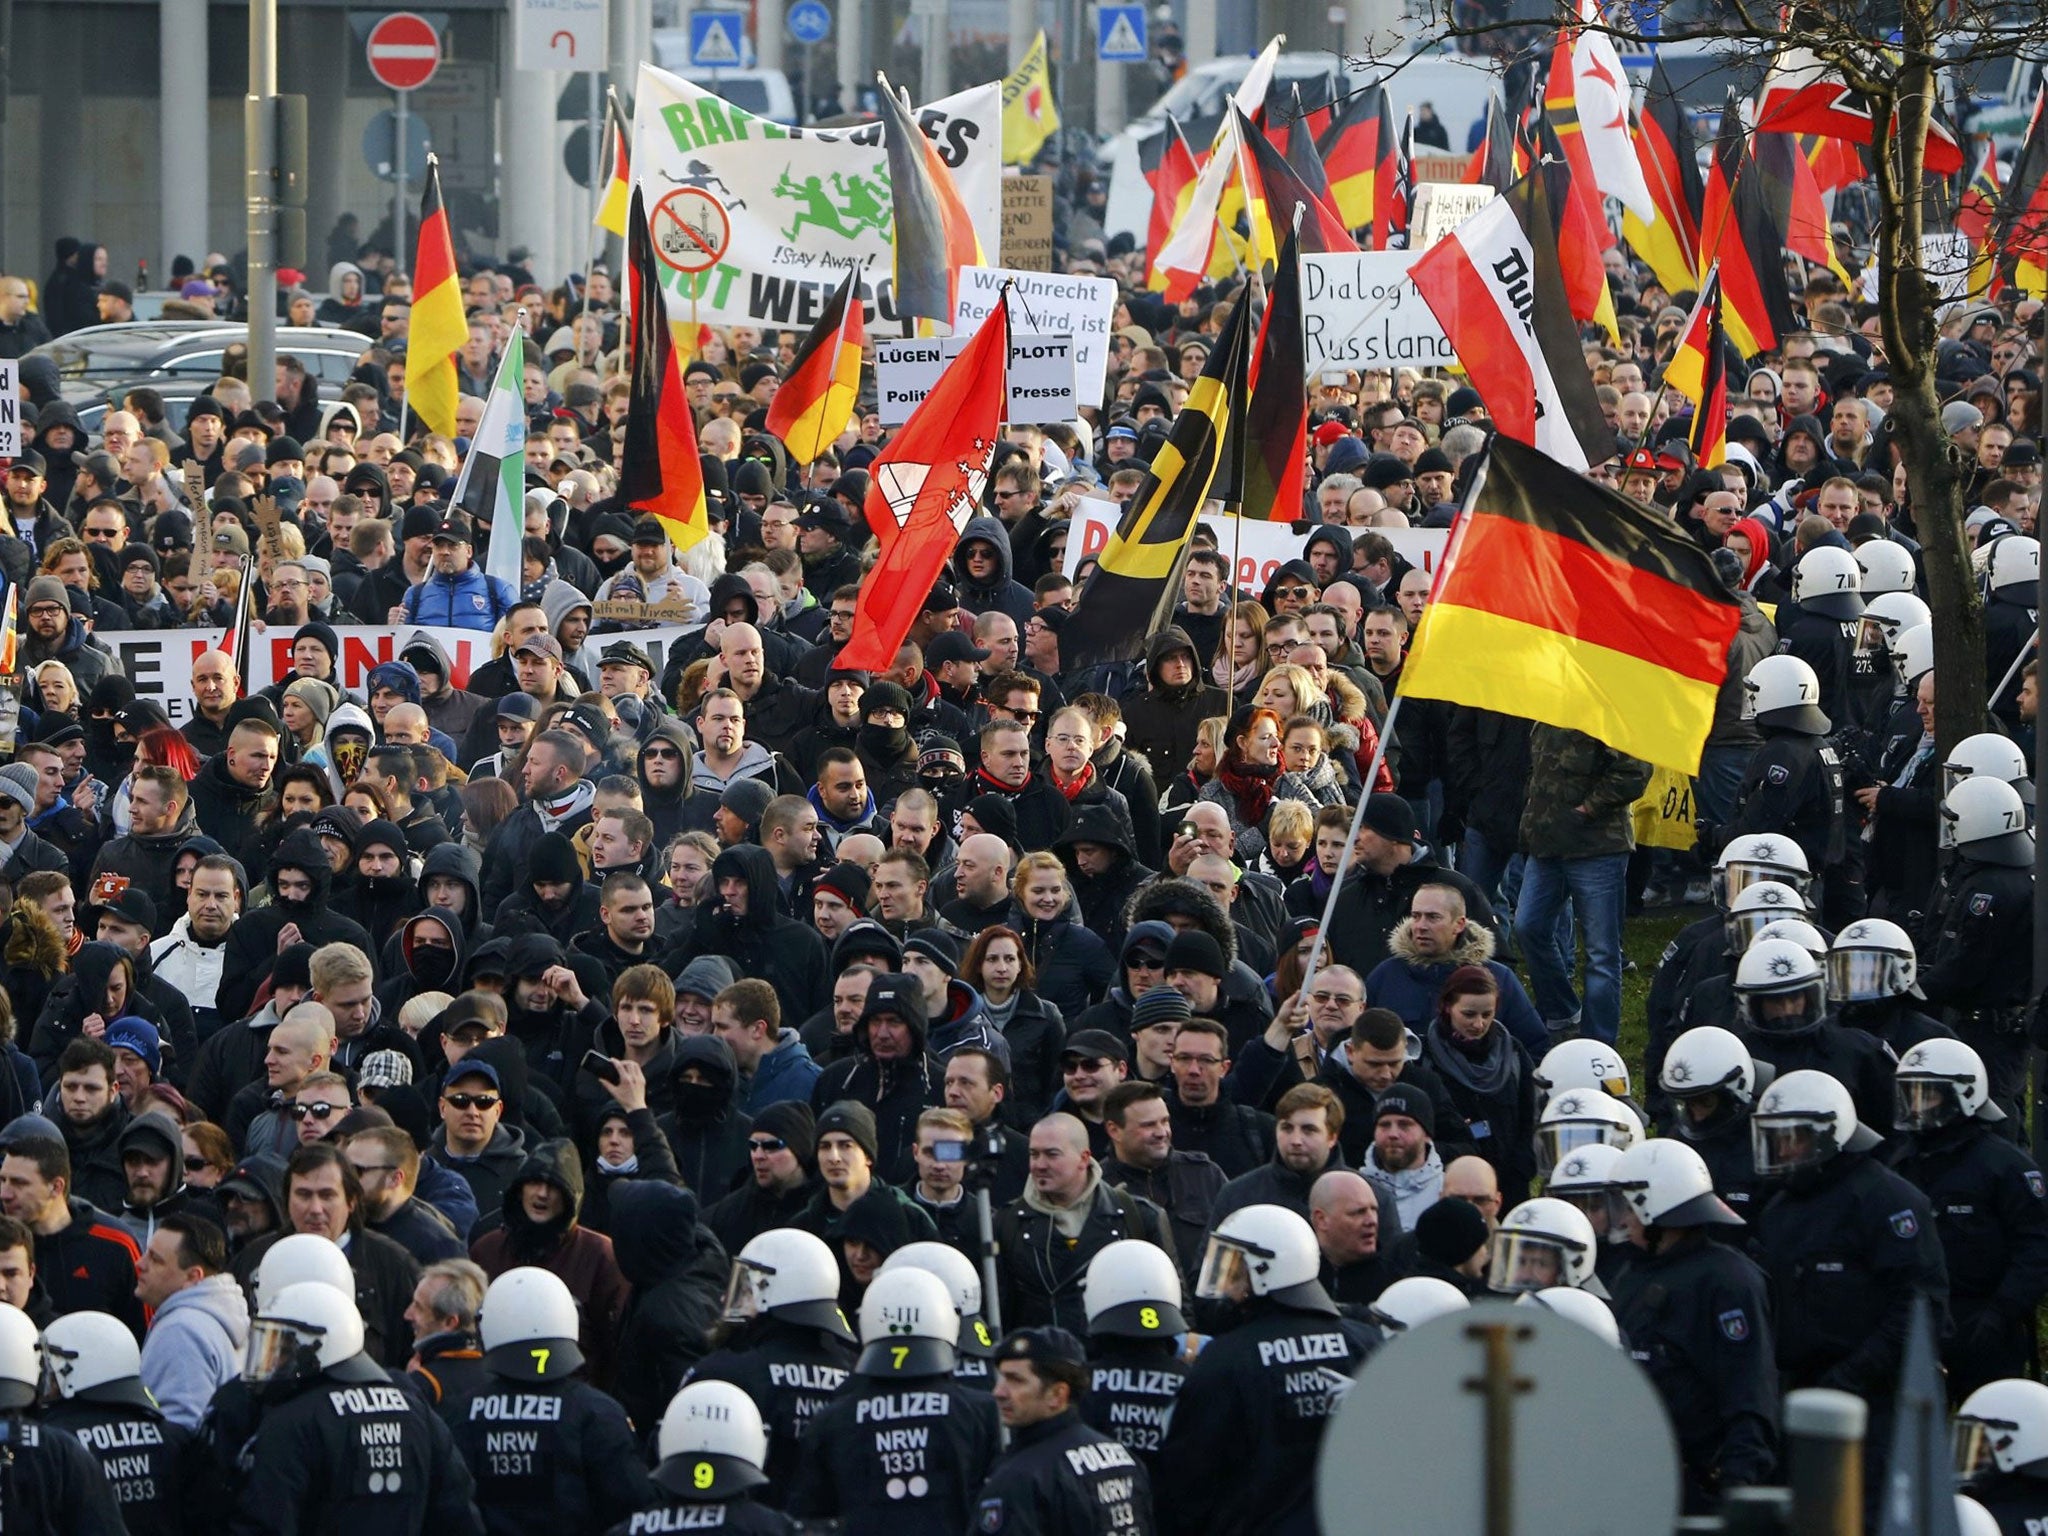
xmin=450 ymin=329 xmax=528 ymax=590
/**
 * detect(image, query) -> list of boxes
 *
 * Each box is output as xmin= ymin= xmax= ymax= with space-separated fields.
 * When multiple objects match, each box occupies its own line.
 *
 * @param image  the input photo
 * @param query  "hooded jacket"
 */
xmin=28 ymin=944 xmax=165 ymax=1093
xmin=659 ymin=574 xmax=808 ymax=704
xmin=665 ymin=846 xmax=830 ymax=1019
xmin=1054 ymin=801 xmax=1155 ymax=945
xmin=1125 ymin=879 xmax=1275 ymax=1051
xmin=478 ymin=773 xmax=599 ymax=919
xmin=809 ymin=1007 xmax=946 ymax=1173
xmin=735 ymin=1027 xmax=823 ymax=1117
xmin=86 ymin=795 xmax=200 ymax=923
xmin=217 ymin=828 xmax=378 ymax=1021
xmin=1321 ymin=845 xmax=1495 ymax=978
xmin=1118 ymin=627 xmax=1229 ymax=787
xmin=1367 ymin=917 xmax=1548 ymax=1054
xmin=637 ymin=715 xmax=718 ymax=847
xmin=138 ymin=1272 xmax=249 ymax=1431
xmin=654 ymin=1035 xmax=755 ymax=1199
xmin=187 ymin=751 xmax=273 ymax=865
xmin=954 ymin=515 xmax=1036 ymax=625
xmin=113 ymin=1112 xmax=220 ymax=1246
xmin=428 ymin=1117 xmax=531 ymax=1217
xmin=468 ymin=1138 xmax=632 ymax=1388
xmin=398 ymin=633 xmax=486 ymax=741
xmin=609 ymin=1181 xmax=731 ymax=1432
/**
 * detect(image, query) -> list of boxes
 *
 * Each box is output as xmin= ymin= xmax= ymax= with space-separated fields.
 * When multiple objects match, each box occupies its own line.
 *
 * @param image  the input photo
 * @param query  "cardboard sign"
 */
xmin=1300 ymin=251 xmax=1455 ymax=371
xmin=874 ymin=332 xmax=1076 ymax=425
xmin=1062 ymin=501 xmax=1449 ymax=593
xmin=1410 ymin=152 xmax=1472 ymax=184
xmin=1002 ymin=175 xmax=1055 ymax=271
xmin=0 ymin=363 xmax=18 ymax=458
xmin=1411 ymin=183 xmax=1496 ymax=252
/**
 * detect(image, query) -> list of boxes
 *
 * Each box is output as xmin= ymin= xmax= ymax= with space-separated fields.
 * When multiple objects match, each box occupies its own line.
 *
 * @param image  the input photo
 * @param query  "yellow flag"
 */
xmin=1002 ymin=32 xmax=1060 ymax=166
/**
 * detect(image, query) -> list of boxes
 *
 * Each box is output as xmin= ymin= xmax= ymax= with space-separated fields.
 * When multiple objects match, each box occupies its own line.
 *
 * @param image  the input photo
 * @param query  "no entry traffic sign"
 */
xmin=367 ymin=12 xmax=442 ymax=93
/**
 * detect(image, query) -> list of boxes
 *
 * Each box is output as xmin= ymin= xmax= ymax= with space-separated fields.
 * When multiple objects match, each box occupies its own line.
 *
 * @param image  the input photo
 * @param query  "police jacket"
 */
xmin=1961 ymin=1470 xmax=2048 ymax=1536
xmin=0 ymin=1413 xmax=127 ymax=1535
xmin=972 ymin=1408 xmax=1155 ymax=1536
xmin=993 ymin=1175 xmax=1177 ymax=1333
xmin=1731 ymin=1018 xmax=1898 ymax=1146
xmin=1752 ymin=1151 xmax=1949 ymax=1397
xmin=785 ymin=1365 xmax=1002 ymax=1536
xmin=686 ymin=1316 xmax=856 ymax=1505
xmin=231 ymin=1358 xmax=484 ymax=1536
xmin=1082 ymin=1340 xmax=1186 ymax=1469
xmin=41 ymin=1390 xmax=194 ymax=1536
xmin=1609 ymin=1230 xmax=1779 ymax=1501
xmin=447 ymin=1368 xmax=654 ymax=1536
xmin=1777 ymin=601 xmax=1855 ymax=726
xmin=1922 ymin=859 xmax=2035 ymax=1014
xmin=1888 ymin=1119 xmax=2048 ymax=1323
xmin=1727 ymin=728 xmax=1847 ymax=871
xmin=1153 ymin=1292 xmax=1374 ymax=1536
xmin=230 ymin=1226 xmax=421 ymax=1371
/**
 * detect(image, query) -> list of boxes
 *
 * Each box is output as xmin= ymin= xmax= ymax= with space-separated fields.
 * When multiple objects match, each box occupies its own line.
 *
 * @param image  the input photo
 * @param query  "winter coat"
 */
xmin=1118 ymin=628 xmax=1230 ymax=786
xmin=427 ymin=1121 xmax=531 ymax=1217
xmin=653 ymin=1034 xmax=756 ymax=1200
xmin=1321 ymin=847 xmax=1496 ymax=976
xmin=1364 ymin=917 xmax=1549 ymax=1056
xmin=663 ymin=846 xmax=831 ymax=1020
xmin=737 ymin=1030 xmax=824 ymax=1116
xmin=1441 ymin=708 xmax=1533 ymax=854
xmin=1518 ymin=725 xmax=1652 ymax=861
xmin=609 ymin=1181 xmax=731 ymax=1433
xmin=478 ymin=776 xmax=597 ymax=918
xmin=1419 ymin=1014 xmax=1540 ymax=1198
xmin=86 ymin=797 xmax=201 ymax=925
xmin=401 ymin=560 xmax=517 ymax=631
xmin=1054 ymin=803 xmax=1154 ymax=947
xmin=809 ymin=1019 xmax=946 ymax=1175
xmin=953 ymin=515 xmax=1036 ymax=626
xmin=216 ymin=829 xmax=376 ymax=1021
xmin=992 ymin=1173 xmax=1177 ymax=1332
xmin=1709 ymin=592 xmax=1778 ymax=752
xmin=982 ymin=989 xmax=1067 ymax=1125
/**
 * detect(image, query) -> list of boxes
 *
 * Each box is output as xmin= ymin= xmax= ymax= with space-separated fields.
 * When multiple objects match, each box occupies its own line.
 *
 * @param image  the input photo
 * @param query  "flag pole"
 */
xmin=1300 ymin=438 xmax=1493 ymax=985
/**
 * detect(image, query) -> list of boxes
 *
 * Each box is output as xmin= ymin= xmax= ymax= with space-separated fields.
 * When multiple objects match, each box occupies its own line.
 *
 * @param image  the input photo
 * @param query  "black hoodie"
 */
xmin=610 ymin=1181 xmax=731 ymax=1433
xmin=655 ymin=1034 xmax=755 ymax=1199
xmin=658 ymin=574 xmax=809 ymax=705
xmin=217 ymin=827 xmax=377 ymax=1020
xmin=637 ymin=715 xmax=718 ymax=847
xmin=1119 ymin=626 xmax=1229 ymax=787
xmin=665 ymin=846 xmax=830 ymax=1019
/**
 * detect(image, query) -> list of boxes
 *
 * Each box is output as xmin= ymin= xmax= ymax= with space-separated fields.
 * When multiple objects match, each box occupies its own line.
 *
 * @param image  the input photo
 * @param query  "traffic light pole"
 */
xmin=245 ymin=0 xmax=277 ymax=403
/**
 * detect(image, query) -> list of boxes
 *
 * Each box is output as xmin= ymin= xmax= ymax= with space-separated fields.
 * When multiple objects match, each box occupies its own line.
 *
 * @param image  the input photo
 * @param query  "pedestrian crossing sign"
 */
xmin=1096 ymin=5 xmax=1147 ymax=62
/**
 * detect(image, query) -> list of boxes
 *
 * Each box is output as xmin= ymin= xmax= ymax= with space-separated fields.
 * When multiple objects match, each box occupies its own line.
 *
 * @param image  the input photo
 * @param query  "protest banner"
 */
xmin=953 ymin=265 xmax=1119 ymax=394
xmin=1001 ymin=176 xmax=1055 ymax=270
xmin=631 ymin=66 xmax=1000 ymax=332
xmin=1300 ymin=252 xmax=1456 ymax=372
xmin=1062 ymin=500 xmax=1449 ymax=593
xmin=873 ymin=332 xmax=1076 ymax=425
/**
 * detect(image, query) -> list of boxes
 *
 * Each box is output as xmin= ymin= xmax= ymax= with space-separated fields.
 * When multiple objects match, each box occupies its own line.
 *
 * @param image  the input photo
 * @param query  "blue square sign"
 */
xmin=688 ymin=11 xmax=746 ymax=68
xmin=1097 ymin=4 xmax=1147 ymax=62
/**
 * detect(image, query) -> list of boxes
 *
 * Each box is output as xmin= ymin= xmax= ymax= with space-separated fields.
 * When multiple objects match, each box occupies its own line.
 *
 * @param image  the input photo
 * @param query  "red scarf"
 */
xmin=974 ymin=767 xmax=1023 ymax=796
xmin=1216 ymin=754 xmax=1279 ymax=827
xmin=1048 ymin=762 xmax=1095 ymax=802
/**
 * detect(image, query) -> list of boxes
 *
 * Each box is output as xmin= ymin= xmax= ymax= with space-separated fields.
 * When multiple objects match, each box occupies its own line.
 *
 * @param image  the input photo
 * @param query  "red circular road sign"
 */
xmin=367 ymin=12 xmax=441 ymax=93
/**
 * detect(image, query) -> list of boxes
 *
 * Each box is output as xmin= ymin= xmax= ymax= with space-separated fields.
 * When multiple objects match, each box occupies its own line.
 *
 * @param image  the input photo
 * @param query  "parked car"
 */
xmin=31 ymin=323 xmax=372 ymax=406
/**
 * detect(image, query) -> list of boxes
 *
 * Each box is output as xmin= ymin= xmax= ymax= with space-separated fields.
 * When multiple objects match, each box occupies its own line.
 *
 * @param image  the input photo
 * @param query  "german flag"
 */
xmin=1663 ymin=264 xmax=1727 ymax=468
xmin=1621 ymin=58 xmax=1703 ymax=298
xmin=1142 ymin=118 xmax=1202 ymax=274
xmin=1369 ymin=93 xmax=1401 ymax=250
xmin=1235 ymin=103 xmax=1356 ymax=265
xmin=621 ymin=187 xmax=710 ymax=550
xmin=1753 ymin=130 xmax=1849 ymax=283
xmin=1998 ymin=85 xmax=2048 ymax=297
xmin=1319 ymin=85 xmax=1382 ymax=231
xmin=1700 ymin=93 xmax=1796 ymax=359
xmin=1283 ymin=88 xmax=1337 ymax=210
xmin=765 ymin=268 xmax=865 ymax=465
xmin=1063 ymin=298 xmax=1251 ymax=669
xmin=1959 ymin=135 xmax=2000 ymax=294
xmin=407 ymin=155 xmax=467 ymax=441
xmin=1400 ymin=434 xmax=1742 ymax=773
xmin=595 ymin=88 xmax=632 ymax=238
xmin=1242 ymin=226 xmax=1307 ymax=521
xmin=877 ymin=75 xmax=983 ymax=326
xmin=1535 ymin=117 xmax=1620 ymax=341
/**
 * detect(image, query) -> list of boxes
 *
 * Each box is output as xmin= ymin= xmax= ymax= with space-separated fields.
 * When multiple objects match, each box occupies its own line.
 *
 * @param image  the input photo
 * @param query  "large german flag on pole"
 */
xmin=1242 ymin=226 xmax=1307 ymax=521
xmin=1663 ymin=263 xmax=1728 ymax=468
xmin=1062 ymin=297 xmax=1252 ymax=669
xmin=1621 ymin=58 xmax=1703 ymax=298
xmin=1701 ymin=91 xmax=1797 ymax=359
xmin=1401 ymin=435 xmax=1742 ymax=773
xmin=408 ymin=156 xmax=467 ymax=440
xmin=765 ymin=267 xmax=865 ymax=465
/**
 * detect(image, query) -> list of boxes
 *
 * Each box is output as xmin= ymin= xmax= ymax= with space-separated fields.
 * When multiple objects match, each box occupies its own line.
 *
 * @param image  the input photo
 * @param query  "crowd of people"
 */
xmin=0 ymin=161 xmax=2046 ymax=1532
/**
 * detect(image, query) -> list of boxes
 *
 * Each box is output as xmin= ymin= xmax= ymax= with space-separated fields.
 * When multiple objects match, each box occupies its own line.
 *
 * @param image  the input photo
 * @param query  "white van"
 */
xmin=647 ymin=29 xmax=800 ymax=124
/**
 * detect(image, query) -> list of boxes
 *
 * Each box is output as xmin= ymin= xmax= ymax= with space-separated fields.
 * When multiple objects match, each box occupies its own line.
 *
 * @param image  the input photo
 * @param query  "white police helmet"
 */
xmin=0 ymin=1308 xmax=39 ymax=1409
xmin=39 ymin=1312 xmax=145 ymax=1405
xmin=1532 ymin=1039 xmax=1631 ymax=1111
xmin=254 ymin=1232 xmax=354 ymax=1312
xmin=656 ymin=1380 xmax=771 ymax=1499
xmin=1724 ymin=879 xmax=1809 ymax=954
xmin=1942 ymin=776 xmax=2033 ymax=866
xmin=1534 ymin=1091 xmax=1642 ymax=1178
xmin=728 ymin=1228 xmax=853 ymax=1340
xmin=1196 ymin=1204 xmax=1321 ymax=1303
xmin=1854 ymin=540 xmax=1917 ymax=598
xmin=883 ymin=1242 xmax=996 ymax=1355
xmin=1083 ymin=1239 xmax=1186 ymax=1339
xmin=479 ymin=1267 xmax=584 ymax=1380
xmin=1716 ymin=834 xmax=1814 ymax=903
xmin=1742 ymin=654 xmax=1832 ymax=733
xmin=1610 ymin=1139 xmax=1743 ymax=1228
xmin=1516 ymin=1287 xmax=1622 ymax=1347
xmin=855 ymin=1267 xmax=958 ymax=1377
xmin=1368 ymin=1276 xmax=1469 ymax=1333
xmin=1895 ymin=1037 xmax=2006 ymax=1130
xmin=1752 ymin=1069 xmax=1883 ymax=1176
xmin=244 ymin=1280 xmax=365 ymax=1384
xmin=1792 ymin=545 xmax=1865 ymax=620
xmin=1486 ymin=1197 xmax=1597 ymax=1293
xmin=1827 ymin=919 xmax=1917 ymax=1004
xmin=1955 ymin=1378 xmax=2048 ymax=1477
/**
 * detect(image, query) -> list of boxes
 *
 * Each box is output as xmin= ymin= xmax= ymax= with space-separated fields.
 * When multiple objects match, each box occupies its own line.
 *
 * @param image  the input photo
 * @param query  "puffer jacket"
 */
xmin=1364 ymin=916 xmax=1549 ymax=1055
xmin=400 ymin=558 xmax=518 ymax=631
xmin=1518 ymin=725 xmax=1652 ymax=861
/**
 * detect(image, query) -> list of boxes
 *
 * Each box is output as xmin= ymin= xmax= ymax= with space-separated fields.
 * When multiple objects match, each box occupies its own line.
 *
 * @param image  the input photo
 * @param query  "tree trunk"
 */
xmin=1876 ymin=47 xmax=1984 ymax=756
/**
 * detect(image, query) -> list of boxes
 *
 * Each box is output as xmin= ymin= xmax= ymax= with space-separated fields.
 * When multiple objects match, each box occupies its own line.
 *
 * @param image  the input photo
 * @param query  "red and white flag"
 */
xmin=1409 ymin=172 xmax=1613 ymax=470
xmin=1756 ymin=39 xmax=1962 ymax=175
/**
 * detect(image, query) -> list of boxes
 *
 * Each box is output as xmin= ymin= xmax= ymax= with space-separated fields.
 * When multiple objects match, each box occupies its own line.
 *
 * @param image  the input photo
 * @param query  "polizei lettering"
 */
xmin=1257 ymin=1332 xmax=1350 ymax=1367
xmin=1064 ymin=1441 xmax=1136 ymax=1475
xmin=328 ymin=1385 xmax=411 ymax=1415
xmin=73 ymin=1420 xmax=164 ymax=1451
xmin=629 ymin=1508 xmax=731 ymax=1531
xmin=469 ymin=1393 xmax=567 ymax=1422
xmin=768 ymin=1362 xmax=847 ymax=1392
xmin=856 ymin=1392 xmax=949 ymax=1421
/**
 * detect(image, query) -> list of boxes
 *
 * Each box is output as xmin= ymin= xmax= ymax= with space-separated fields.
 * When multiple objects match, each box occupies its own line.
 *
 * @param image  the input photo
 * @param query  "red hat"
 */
xmin=1622 ymin=447 xmax=1659 ymax=473
xmin=1313 ymin=421 xmax=1352 ymax=448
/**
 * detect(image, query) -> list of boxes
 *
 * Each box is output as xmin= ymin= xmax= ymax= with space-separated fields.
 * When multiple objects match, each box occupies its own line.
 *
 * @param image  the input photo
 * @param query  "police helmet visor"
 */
xmin=1826 ymin=947 xmax=1900 ymax=1004
xmin=242 ymin=1316 xmax=317 ymax=1383
xmin=1954 ymin=1416 xmax=2009 ymax=1479
xmin=722 ymin=1257 xmax=772 ymax=1324
xmin=1725 ymin=906 xmax=1791 ymax=955
xmin=1485 ymin=1230 xmax=1575 ymax=1294
xmin=1195 ymin=1236 xmax=1256 ymax=1302
xmin=1855 ymin=617 xmax=1886 ymax=656
xmin=1720 ymin=860 xmax=1811 ymax=903
xmin=1535 ymin=1119 xmax=1624 ymax=1179
xmin=1550 ymin=1185 xmax=1630 ymax=1242
xmin=1751 ymin=1115 xmax=1831 ymax=1176
xmin=1740 ymin=979 xmax=1823 ymax=1033
xmin=1895 ymin=1076 xmax=1967 ymax=1132
xmin=37 ymin=1342 xmax=69 ymax=1400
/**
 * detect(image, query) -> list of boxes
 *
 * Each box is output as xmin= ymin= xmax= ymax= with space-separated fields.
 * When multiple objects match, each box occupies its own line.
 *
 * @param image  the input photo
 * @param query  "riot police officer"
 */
xmin=1957 ymin=1379 xmax=2048 ymax=1534
xmin=1484 ymin=1197 xmax=1602 ymax=1297
xmin=1922 ymin=777 xmax=2035 ymax=1114
xmin=1826 ymin=919 xmax=1953 ymax=1056
xmin=1607 ymin=1139 xmax=1778 ymax=1514
xmin=1080 ymin=1240 xmax=1187 ymax=1468
xmin=0 ymin=1306 xmax=126 ymax=1534
xmin=1545 ymin=1143 xmax=1639 ymax=1290
xmin=1750 ymin=1069 xmax=1947 ymax=1494
xmin=1982 ymin=535 xmax=2039 ymax=732
xmin=688 ymin=1228 xmax=857 ymax=1503
xmin=1888 ymin=1039 xmax=2048 ymax=1397
xmin=1729 ymin=937 xmax=1896 ymax=1135
xmin=973 ymin=1327 xmax=1155 ymax=1536
xmin=1154 ymin=1205 xmax=1375 ymax=1536
xmin=787 ymin=1267 xmax=1003 ymax=1535
xmin=880 ymin=1241 xmax=1000 ymax=1388
xmin=603 ymin=1381 xmax=796 ymax=1536
xmin=1726 ymin=655 xmax=1855 ymax=926
xmin=233 ymin=1281 xmax=483 ymax=1536
xmin=39 ymin=1310 xmax=196 ymax=1536
xmin=1671 ymin=894 xmax=1832 ymax=1057
xmin=1657 ymin=1026 xmax=1767 ymax=1221
xmin=1364 ymin=1275 xmax=1470 ymax=1337
xmin=1779 ymin=545 xmax=1864 ymax=728
xmin=448 ymin=1267 xmax=651 ymax=1536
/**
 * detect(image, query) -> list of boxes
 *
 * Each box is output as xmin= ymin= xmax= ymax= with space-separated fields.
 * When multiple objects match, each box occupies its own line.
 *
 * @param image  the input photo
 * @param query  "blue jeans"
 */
xmin=1460 ymin=826 xmax=1511 ymax=911
xmin=1694 ymin=744 xmax=1753 ymax=833
xmin=1514 ymin=852 xmax=1630 ymax=1044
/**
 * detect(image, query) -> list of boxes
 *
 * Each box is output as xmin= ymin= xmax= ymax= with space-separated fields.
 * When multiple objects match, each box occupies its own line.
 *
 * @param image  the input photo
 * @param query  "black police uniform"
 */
xmin=685 ymin=1315 xmax=856 ymax=1506
xmin=954 ymin=1313 xmax=999 ymax=1389
xmin=41 ymin=1387 xmax=196 ymax=1536
xmin=1646 ymin=915 xmax=1729 ymax=1077
xmin=1753 ymin=1151 xmax=1948 ymax=1408
xmin=1728 ymin=728 xmax=1854 ymax=925
xmin=447 ymin=1347 xmax=654 ymax=1536
xmin=1920 ymin=856 xmax=2035 ymax=1109
xmin=974 ymin=1407 xmax=1155 ymax=1536
xmin=603 ymin=1448 xmax=797 ymax=1536
xmin=0 ymin=1412 xmax=130 ymax=1535
xmin=1152 ymin=1291 xmax=1374 ymax=1536
xmin=1662 ymin=1113 xmax=1766 ymax=1224
xmin=1732 ymin=1018 xmax=1898 ymax=1139
xmin=1889 ymin=1114 xmax=2048 ymax=1396
xmin=1837 ymin=996 xmax=1954 ymax=1058
xmin=785 ymin=1338 xmax=1002 ymax=1536
xmin=1777 ymin=601 xmax=1855 ymax=729
xmin=232 ymin=1356 xmax=484 ymax=1536
xmin=1081 ymin=1340 xmax=1186 ymax=1469
xmin=1964 ymin=1471 xmax=2048 ymax=1536
xmin=1610 ymin=1230 xmax=1778 ymax=1513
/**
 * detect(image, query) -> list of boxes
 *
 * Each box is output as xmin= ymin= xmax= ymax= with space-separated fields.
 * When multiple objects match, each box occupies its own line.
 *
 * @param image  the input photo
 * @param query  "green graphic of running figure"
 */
xmin=774 ymin=166 xmax=894 ymax=241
